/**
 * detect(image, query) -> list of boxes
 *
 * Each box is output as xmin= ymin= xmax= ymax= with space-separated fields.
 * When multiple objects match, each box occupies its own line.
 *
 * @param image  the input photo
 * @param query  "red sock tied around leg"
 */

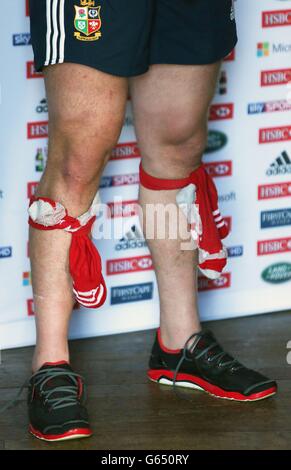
xmin=139 ymin=164 xmax=229 ymax=279
xmin=28 ymin=194 xmax=107 ymax=308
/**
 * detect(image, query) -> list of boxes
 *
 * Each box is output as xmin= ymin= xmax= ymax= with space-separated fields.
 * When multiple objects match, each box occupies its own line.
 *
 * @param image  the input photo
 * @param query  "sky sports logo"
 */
xmin=262 ymin=9 xmax=291 ymax=28
xmin=261 ymin=68 xmax=291 ymax=86
xmin=248 ymin=100 xmax=291 ymax=115
xmin=261 ymin=208 xmax=291 ymax=229
xmin=0 ymin=246 xmax=12 ymax=259
xmin=100 ymin=173 xmax=139 ymax=188
xmin=106 ymin=255 xmax=153 ymax=275
xmin=110 ymin=282 xmax=154 ymax=305
xmin=110 ymin=142 xmax=141 ymax=160
xmin=227 ymin=245 xmax=243 ymax=258
xmin=198 ymin=273 xmax=231 ymax=291
xmin=258 ymin=182 xmax=291 ymax=200
xmin=209 ymin=103 xmax=234 ymax=121
xmin=258 ymin=237 xmax=291 ymax=256
xmin=13 ymin=33 xmax=31 ymax=46
xmin=259 ymin=126 xmax=291 ymax=144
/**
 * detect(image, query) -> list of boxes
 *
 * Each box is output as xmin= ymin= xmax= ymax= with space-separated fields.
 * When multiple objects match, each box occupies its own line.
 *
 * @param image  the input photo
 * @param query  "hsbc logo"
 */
xmin=259 ymin=126 xmax=291 ymax=144
xmin=107 ymin=200 xmax=139 ymax=218
xmin=258 ymin=182 xmax=291 ymax=200
xmin=110 ymin=142 xmax=140 ymax=160
xmin=257 ymin=237 xmax=291 ymax=256
xmin=106 ymin=255 xmax=153 ymax=275
xmin=26 ymin=61 xmax=43 ymax=79
xmin=198 ymin=272 xmax=231 ymax=291
xmin=261 ymin=68 xmax=291 ymax=86
xmin=262 ymin=9 xmax=291 ymax=27
xmin=209 ymin=103 xmax=234 ymax=121
xmin=100 ymin=173 xmax=139 ymax=188
xmin=27 ymin=182 xmax=38 ymax=198
xmin=204 ymin=160 xmax=232 ymax=177
xmin=27 ymin=121 xmax=48 ymax=139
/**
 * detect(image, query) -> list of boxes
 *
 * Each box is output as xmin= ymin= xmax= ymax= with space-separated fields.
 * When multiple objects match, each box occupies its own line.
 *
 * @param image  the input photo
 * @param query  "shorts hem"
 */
xmin=35 ymin=58 xmax=149 ymax=78
xmin=150 ymin=37 xmax=238 ymax=67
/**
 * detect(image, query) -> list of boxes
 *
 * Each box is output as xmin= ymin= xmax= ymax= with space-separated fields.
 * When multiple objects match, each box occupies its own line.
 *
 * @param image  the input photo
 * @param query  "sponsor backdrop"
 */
xmin=0 ymin=1 xmax=291 ymax=349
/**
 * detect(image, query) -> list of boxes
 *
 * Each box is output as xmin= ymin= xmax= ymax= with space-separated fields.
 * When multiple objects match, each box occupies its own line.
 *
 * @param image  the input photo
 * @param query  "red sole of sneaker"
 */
xmin=29 ymin=424 xmax=93 ymax=442
xmin=148 ymin=369 xmax=277 ymax=402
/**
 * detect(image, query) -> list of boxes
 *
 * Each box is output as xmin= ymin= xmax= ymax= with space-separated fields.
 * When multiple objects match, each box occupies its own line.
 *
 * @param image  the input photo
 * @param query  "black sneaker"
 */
xmin=28 ymin=361 xmax=93 ymax=441
xmin=148 ymin=329 xmax=277 ymax=402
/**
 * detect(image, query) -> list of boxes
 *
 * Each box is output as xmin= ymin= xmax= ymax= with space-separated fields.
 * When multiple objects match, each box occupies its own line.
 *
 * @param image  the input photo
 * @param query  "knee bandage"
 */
xmin=28 ymin=193 xmax=107 ymax=308
xmin=139 ymin=164 xmax=229 ymax=280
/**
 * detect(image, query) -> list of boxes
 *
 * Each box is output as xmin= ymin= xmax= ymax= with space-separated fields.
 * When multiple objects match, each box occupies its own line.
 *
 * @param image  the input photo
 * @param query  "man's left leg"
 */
xmin=130 ymin=64 xmax=277 ymax=401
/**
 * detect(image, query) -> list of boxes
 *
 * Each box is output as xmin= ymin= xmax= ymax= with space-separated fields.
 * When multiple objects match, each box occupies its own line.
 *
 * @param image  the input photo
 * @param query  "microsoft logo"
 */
xmin=257 ymin=42 xmax=270 ymax=57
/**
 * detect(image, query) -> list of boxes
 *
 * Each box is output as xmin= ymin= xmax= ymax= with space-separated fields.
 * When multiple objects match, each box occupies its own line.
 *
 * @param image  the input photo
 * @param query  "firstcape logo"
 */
xmin=260 ymin=208 xmax=291 ymax=229
xmin=261 ymin=262 xmax=291 ymax=284
xmin=110 ymin=282 xmax=154 ymax=305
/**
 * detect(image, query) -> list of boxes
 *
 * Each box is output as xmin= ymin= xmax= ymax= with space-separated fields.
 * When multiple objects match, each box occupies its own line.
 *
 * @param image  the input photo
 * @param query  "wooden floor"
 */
xmin=0 ymin=311 xmax=291 ymax=450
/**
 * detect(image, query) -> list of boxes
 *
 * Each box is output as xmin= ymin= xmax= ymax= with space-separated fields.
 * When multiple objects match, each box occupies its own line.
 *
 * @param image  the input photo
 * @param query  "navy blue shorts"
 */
xmin=29 ymin=0 xmax=238 ymax=77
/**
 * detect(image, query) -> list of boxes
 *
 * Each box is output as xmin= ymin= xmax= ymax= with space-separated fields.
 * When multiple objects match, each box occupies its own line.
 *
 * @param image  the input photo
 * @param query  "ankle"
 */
xmin=159 ymin=325 xmax=202 ymax=351
xmin=32 ymin=350 xmax=70 ymax=373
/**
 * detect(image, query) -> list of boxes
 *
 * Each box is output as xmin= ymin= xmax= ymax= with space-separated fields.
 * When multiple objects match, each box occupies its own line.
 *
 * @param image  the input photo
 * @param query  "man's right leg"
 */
xmin=30 ymin=63 xmax=128 ymax=372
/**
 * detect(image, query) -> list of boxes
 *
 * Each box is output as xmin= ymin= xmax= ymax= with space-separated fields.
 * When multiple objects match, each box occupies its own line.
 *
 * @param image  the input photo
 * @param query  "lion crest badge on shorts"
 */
xmin=74 ymin=1 xmax=102 ymax=42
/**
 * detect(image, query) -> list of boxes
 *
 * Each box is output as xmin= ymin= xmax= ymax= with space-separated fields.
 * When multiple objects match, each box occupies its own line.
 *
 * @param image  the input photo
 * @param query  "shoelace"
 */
xmin=172 ymin=332 xmax=243 ymax=400
xmin=0 ymin=367 xmax=85 ymax=414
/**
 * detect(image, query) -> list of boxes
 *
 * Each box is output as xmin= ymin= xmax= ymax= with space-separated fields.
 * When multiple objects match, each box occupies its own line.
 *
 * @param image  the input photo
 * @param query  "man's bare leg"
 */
xmin=130 ymin=63 xmax=220 ymax=349
xmin=30 ymin=63 xmax=128 ymax=371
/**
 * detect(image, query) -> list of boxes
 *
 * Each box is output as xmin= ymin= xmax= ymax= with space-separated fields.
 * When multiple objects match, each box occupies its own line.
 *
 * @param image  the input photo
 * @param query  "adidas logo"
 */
xmin=115 ymin=225 xmax=147 ymax=251
xmin=266 ymin=151 xmax=291 ymax=176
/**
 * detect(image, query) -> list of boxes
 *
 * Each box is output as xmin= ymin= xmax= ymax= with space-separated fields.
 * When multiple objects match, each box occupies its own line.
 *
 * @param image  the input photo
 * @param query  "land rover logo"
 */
xmin=205 ymin=130 xmax=228 ymax=153
xmin=261 ymin=262 xmax=291 ymax=284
